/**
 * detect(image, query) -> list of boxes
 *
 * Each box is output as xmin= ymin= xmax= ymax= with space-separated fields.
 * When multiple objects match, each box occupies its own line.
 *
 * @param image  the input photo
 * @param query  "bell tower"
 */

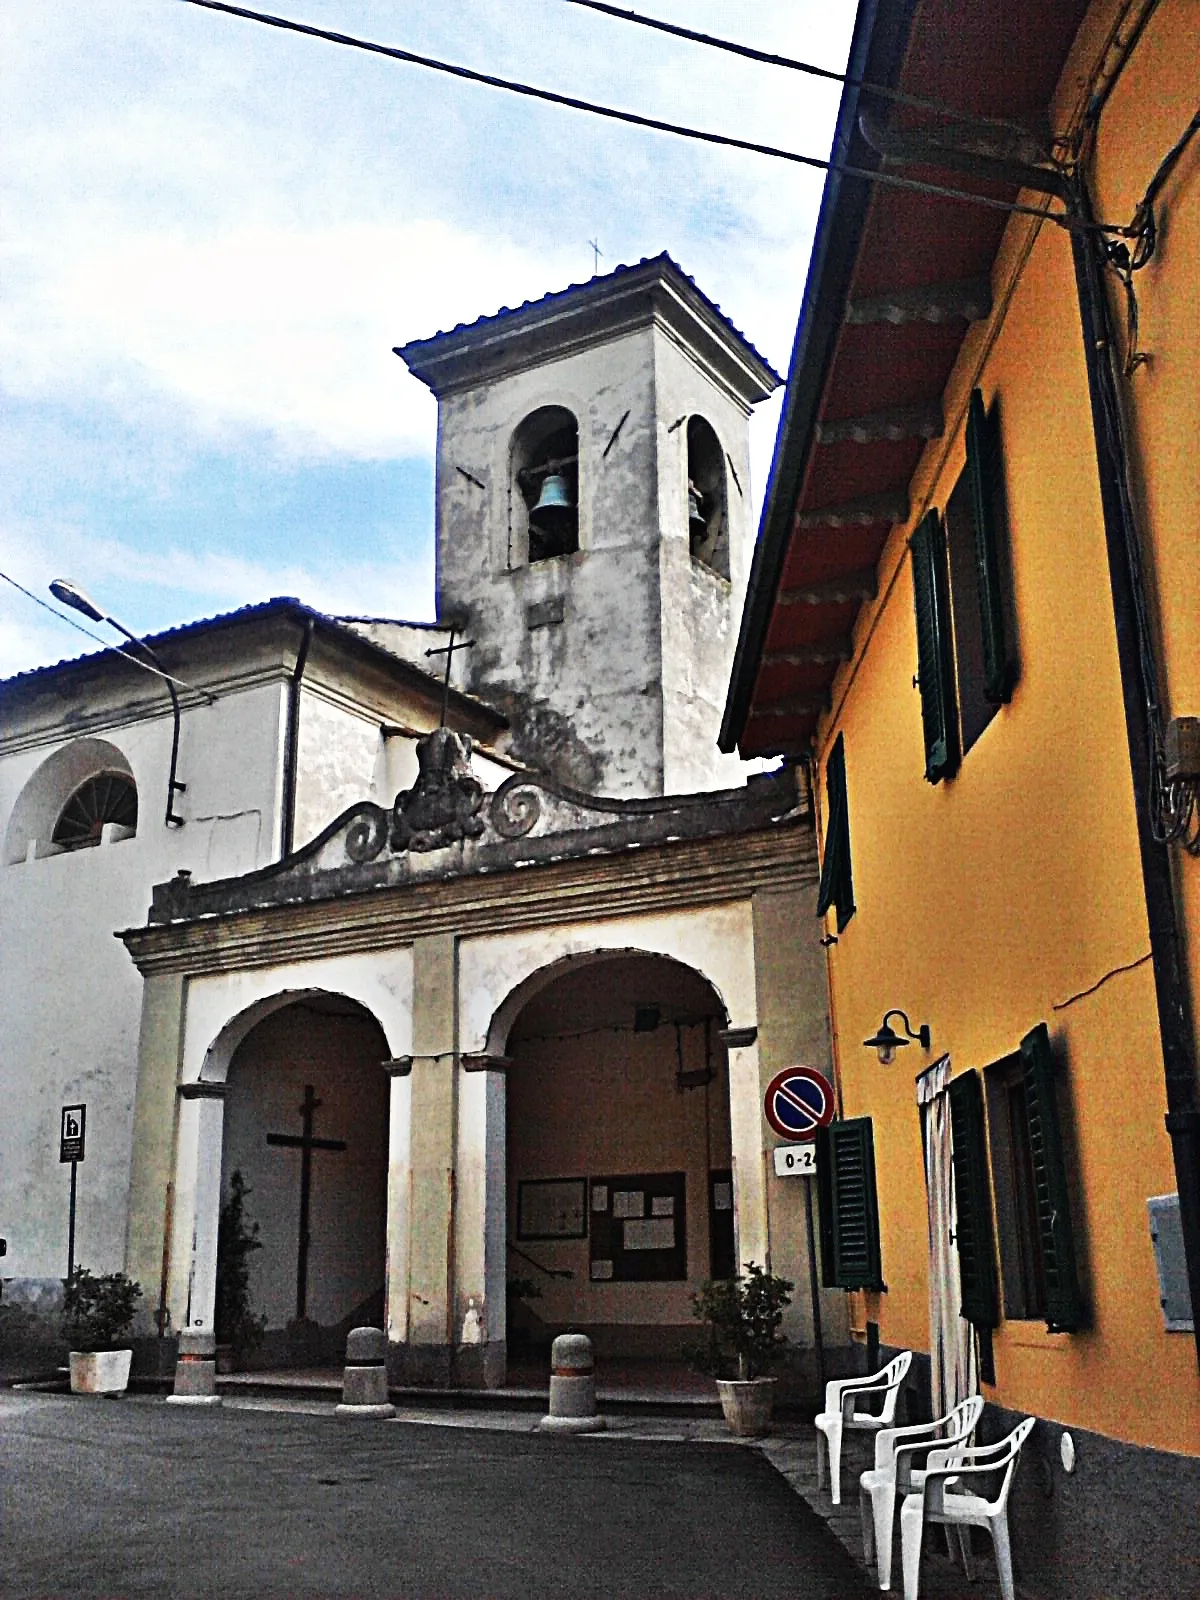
xmin=398 ymin=255 xmax=780 ymax=797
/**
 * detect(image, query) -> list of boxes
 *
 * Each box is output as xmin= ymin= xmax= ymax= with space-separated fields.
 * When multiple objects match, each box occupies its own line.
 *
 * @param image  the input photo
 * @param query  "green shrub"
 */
xmin=689 ymin=1262 xmax=794 ymax=1380
xmin=215 ymin=1170 xmax=267 ymax=1357
xmin=61 ymin=1268 xmax=142 ymax=1351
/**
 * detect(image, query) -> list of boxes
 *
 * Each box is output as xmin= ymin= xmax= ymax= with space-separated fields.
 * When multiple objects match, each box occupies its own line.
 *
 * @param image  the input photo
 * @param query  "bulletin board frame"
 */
xmin=516 ymin=1177 xmax=588 ymax=1241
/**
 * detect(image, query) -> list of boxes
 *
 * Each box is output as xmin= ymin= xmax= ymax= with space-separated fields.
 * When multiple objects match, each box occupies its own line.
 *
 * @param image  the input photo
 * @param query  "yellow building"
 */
xmin=721 ymin=0 xmax=1199 ymax=1591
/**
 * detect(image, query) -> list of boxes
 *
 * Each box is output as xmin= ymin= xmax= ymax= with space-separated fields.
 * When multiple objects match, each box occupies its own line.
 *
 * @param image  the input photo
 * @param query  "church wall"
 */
xmin=505 ymin=1021 xmax=732 ymax=1339
xmin=291 ymin=685 xmax=384 ymax=852
xmin=652 ymin=328 xmax=758 ymax=795
xmin=434 ymin=327 xmax=665 ymax=796
xmin=0 ymin=681 xmax=287 ymax=1311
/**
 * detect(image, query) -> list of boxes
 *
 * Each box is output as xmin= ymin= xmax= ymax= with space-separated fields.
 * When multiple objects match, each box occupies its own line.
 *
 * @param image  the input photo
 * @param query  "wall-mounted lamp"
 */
xmin=49 ymin=578 xmax=215 ymax=827
xmin=863 ymin=1008 xmax=931 ymax=1066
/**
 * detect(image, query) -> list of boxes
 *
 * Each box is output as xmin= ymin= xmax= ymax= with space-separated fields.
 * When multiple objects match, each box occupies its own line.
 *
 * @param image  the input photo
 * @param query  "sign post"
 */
xmin=59 ymin=1104 xmax=86 ymax=1280
xmin=762 ymin=1067 xmax=835 ymax=1390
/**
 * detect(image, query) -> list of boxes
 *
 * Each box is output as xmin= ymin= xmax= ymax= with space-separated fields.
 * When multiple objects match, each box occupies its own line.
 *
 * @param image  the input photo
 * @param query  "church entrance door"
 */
xmin=220 ymin=996 xmax=389 ymax=1368
xmin=504 ymin=954 xmax=733 ymax=1379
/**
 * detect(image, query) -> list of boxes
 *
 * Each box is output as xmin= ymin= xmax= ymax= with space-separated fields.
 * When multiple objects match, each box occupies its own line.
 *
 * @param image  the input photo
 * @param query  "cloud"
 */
xmin=0 ymin=0 xmax=854 ymax=676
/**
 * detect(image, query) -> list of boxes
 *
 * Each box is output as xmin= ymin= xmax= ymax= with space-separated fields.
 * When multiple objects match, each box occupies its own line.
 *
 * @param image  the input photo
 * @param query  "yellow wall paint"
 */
xmin=810 ymin=0 xmax=1199 ymax=1455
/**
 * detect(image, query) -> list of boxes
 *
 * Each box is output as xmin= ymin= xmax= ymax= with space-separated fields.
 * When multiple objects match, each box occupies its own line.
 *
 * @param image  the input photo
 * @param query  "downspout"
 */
xmin=280 ymin=617 xmax=314 ymax=860
xmin=1069 ymin=182 xmax=1200 ymax=1364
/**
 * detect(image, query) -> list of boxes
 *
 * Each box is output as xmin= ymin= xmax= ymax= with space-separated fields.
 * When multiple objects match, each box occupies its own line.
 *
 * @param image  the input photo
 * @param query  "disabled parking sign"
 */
xmin=763 ymin=1067 xmax=834 ymax=1141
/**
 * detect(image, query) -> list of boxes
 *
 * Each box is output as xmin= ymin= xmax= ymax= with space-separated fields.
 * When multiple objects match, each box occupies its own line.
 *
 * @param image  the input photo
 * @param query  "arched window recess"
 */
xmin=511 ymin=407 xmax=580 ymax=564
xmin=686 ymin=416 xmax=729 ymax=580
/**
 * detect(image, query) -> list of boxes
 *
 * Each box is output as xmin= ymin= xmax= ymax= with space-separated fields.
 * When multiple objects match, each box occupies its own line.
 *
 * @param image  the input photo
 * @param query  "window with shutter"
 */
xmin=910 ymin=511 xmax=959 ymax=783
xmin=815 ymin=733 xmax=855 ymax=931
xmin=948 ymin=1070 xmax=1000 ymax=1328
xmin=816 ymin=1118 xmax=884 ymax=1290
xmin=1020 ymin=1023 xmax=1085 ymax=1332
xmin=965 ymin=389 xmax=1016 ymax=706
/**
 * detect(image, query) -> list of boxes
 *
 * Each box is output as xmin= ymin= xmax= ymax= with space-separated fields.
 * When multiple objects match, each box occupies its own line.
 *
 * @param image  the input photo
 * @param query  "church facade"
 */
xmin=2 ymin=258 xmax=849 ymax=1390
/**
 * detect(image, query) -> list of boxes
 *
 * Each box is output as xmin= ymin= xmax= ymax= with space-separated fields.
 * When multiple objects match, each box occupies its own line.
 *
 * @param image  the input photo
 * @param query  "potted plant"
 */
xmin=690 ymin=1262 xmax=793 ymax=1436
xmin=61 ymin=1267 xmax=142 ymax=1395
xmin=214 ymin=1170 xmax=267 ymax=1371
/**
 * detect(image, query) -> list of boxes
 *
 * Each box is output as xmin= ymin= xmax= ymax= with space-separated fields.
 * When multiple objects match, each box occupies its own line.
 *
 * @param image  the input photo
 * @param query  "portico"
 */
xmin=120 ymin=746 xmax=845 ymax=1389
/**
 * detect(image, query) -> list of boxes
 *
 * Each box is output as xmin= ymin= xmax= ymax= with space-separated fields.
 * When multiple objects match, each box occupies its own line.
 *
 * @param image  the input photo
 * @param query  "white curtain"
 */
xmin=916 ymin=1056 xmax=978 ymax=1418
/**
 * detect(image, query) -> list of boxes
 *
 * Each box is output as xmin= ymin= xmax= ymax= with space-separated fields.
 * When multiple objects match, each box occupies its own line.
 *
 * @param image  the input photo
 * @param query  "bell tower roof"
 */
xmin=396 ymin=253 xmax=781 ymax=408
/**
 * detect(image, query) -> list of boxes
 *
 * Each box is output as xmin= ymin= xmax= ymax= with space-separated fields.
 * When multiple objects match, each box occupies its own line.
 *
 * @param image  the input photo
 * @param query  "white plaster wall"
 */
xmin=435 ymin=329 xmax=664 ymax=796
xmin=0 ymin=682 xmax=287 ymax=1284
xmin=653 ymin=332 xmax=758 ymax=795
xmin=292 ymin=686 xmax=385 ymax=850
xmin=180 ymin=951 xmax=415 ymax=1086
xmin=458 ymin=902 xmax=758 ymax=1055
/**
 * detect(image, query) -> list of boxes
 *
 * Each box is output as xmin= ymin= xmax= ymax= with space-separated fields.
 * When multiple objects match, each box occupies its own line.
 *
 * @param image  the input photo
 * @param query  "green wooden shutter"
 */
xmin=948 ymin=1070 xmax=1000 ymax=1328
xmin=815 ymin=1124 xmax=838 ymax=1287
xmin=910 ymin=511 xmax=959 ymax=783
xmin=966 ymin=389 xmax=1014 ymax=705
xmin=815 ymin=733 xmax=855 ymax=931
xmin=817 ymin=1118 xmax=884 ymax=1290
xmin=1020 ymin=1023 xmax=1084 ymax=1332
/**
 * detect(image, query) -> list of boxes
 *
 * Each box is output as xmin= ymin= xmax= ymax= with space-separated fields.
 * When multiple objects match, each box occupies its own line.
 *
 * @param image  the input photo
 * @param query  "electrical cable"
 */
xmin=177 ymin=0 xmax=1136 ymax=238
xmin=563 ymin=0 xmax=1046 ymax=144
xmin=0 ymin=567 xmax=213 ymax=699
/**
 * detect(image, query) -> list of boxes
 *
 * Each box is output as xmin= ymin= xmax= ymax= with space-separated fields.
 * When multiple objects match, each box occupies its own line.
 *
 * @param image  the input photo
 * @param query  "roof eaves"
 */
xmin=719 ymin=0 xmax=919 ymax=753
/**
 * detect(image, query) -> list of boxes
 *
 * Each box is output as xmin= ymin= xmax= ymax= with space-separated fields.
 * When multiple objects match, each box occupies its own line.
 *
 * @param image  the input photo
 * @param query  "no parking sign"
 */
xmin=763 ymin=1067 xmax=834 ymax=1142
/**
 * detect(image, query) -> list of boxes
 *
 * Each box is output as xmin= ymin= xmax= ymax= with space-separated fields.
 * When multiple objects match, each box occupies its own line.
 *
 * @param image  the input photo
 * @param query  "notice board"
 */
xmin=589 ymin=1171 xmax=687 ymax=1282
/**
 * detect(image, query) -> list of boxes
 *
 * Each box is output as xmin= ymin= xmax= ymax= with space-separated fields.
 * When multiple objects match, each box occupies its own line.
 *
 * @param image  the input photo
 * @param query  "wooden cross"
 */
xmin=266 ymin=1084 xmax=347 ymax=1321
xmin=424 ymin=626 xmax=475 ymax=728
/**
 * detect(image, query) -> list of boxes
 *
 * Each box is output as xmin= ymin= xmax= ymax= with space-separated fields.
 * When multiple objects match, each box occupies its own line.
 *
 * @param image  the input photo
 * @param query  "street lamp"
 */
xmin=862 ymin=1008 xmax=932 ymax=1066
xmin=49 ymin=579 xmax=212 ymax=828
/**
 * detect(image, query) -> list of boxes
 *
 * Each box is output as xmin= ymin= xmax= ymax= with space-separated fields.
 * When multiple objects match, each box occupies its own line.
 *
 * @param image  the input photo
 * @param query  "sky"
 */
xmin=0 ymin=0 xmax=858 ymax=680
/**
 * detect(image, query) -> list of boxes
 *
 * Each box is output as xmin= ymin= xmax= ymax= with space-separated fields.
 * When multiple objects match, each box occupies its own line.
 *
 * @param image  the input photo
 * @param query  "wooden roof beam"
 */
xmin=846 ymin=278 xmax=992 ymax=327
xmin=816 ymin=404 xmax=943 ymax=446
xmin=777 ymin=570 xmax=877 ymax=607
xmin=763 ymin=638 xmax=852 ymax=667
xmin=796 ymin=490 xmax=909 ymax=529
xmin=751 ymin=693 xmax=829 ymax=719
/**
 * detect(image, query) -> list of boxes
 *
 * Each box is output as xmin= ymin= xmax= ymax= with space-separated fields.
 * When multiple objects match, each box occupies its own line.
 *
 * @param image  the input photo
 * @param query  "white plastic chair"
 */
xmin=815 ymin=1351 xmax=913 ymax=1505
xmin=899 ymin=1416 xmax=1036 ymax=1600
xmin=859 ymin=1394 xmax=984 ymax=1590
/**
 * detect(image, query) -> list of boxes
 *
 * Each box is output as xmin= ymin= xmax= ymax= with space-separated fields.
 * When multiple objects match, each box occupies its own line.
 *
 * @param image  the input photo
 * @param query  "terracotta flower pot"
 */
xmin=716 ymin=1376 xmax=776 ymax=1437
xmin=69 ymin=1349 xmax=133 ymax=1395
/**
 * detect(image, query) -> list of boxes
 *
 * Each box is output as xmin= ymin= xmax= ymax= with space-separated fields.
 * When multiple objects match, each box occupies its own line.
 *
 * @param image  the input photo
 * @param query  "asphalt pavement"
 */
xmin=1 ymin=1391 xmax=880 ymax=1599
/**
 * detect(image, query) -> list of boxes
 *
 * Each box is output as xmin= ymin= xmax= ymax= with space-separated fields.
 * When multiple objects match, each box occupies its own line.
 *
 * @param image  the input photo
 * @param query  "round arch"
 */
xmin=5 ymin=736 xmax=136 ymax=864
xmin=482 ymin=946 xmax=730 ymax=1060
xmin=460 ymin=903 xmax=757 ymax=1061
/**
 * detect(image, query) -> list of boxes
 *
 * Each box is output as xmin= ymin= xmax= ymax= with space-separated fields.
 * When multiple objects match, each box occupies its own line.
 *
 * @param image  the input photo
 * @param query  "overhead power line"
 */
xmin=563 ymin=0 xmax=1038 ymax=137
xmin=178 ymin=0 xmax=1124 ymax=235
xmin=0 ymin=567 xmax=206 ymax=695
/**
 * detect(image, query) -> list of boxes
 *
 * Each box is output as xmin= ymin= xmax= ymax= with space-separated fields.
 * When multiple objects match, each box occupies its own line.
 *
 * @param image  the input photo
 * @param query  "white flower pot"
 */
xmin=716 ymin=1376 xmax=776 ymax=1437
xmin=69 ymin=1349 xmax=133 ymax=1395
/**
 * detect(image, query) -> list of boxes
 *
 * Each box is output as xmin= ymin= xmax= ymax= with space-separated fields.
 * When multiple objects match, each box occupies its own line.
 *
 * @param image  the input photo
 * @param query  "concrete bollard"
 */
xmin=335 ymin=1326 xmax=395 ymax=1418
xmin=166 ymin=1328 xmax=222 ymax=1407
xmin=538 ymin=1332 xmax=606 ymax=1434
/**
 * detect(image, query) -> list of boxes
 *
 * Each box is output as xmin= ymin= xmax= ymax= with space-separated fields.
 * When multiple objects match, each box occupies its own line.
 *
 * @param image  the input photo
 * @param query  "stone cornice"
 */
xmin=120 ymin=823 xmax=816 ymax=977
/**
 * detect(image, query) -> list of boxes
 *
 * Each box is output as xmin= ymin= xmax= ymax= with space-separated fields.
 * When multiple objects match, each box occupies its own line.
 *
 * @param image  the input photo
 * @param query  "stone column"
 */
xmin=391 ymin=932 xmax=458 ymax=1386
xmin=751 ymin=884 xmax=849 ymax=1368
xmin=725 ymin=1027 xmax=769 ymax=1274
xmin=165 ymin=1081 xmax=228 ymax=1339
xmin=124 ymin=973 xmax=186 ymax=1336
xmin=454 ymin=1056 xmax=507 ymax=1388
xmin=383 ymin=1060 xmax=413 ymax=1347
